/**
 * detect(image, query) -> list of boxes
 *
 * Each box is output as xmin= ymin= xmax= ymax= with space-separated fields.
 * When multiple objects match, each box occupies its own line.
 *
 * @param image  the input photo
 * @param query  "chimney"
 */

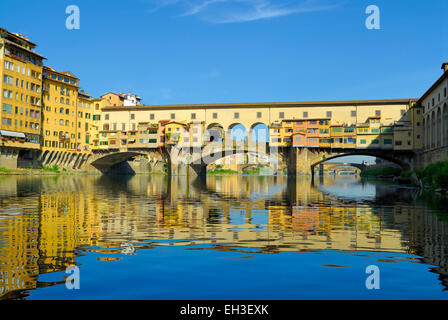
xmin=442 ymin=62 xmax=448 ymax=73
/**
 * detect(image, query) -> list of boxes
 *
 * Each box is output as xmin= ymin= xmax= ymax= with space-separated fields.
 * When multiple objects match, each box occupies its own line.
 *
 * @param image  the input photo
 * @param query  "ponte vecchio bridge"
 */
xmin=76 ymin=98 xmax=421 ymax=177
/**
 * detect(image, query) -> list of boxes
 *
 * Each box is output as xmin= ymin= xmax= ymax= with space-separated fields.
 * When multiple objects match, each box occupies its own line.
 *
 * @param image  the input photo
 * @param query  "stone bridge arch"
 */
xmin=170 ymin=143 xmax=285 ymax=177
xmin=87 ymin=149 xmax=168 ymax=174
xmin=309 ymin=150 xmax=414 ymax=177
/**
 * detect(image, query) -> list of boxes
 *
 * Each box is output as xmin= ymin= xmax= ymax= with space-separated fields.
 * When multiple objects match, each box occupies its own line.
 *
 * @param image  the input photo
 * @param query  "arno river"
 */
xmin=0 ymin=174 xmax=447 ymax=300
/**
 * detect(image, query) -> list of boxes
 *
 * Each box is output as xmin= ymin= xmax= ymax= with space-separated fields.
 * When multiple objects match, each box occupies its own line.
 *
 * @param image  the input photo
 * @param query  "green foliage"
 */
xmin=418 ymin=161 xmax=448 ymax=189
xmin=39 ymin=165 xmax=60 ymax=173
xmin=360 ymin=166 xmax=401 ymax=177
xmin=400 ymin=171 xmax=413 ymax=178
xmin=207 ymin=169 xmax=238 ymax=175
xmin=0 ymin=167 xmax=10 ymax=172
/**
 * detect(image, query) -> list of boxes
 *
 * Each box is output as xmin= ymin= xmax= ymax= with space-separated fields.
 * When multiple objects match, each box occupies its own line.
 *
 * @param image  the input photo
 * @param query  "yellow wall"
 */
xmin=41 ymin=67 xmax=79 ymax=154
xmin=0 ymin=32 xmax=43 ymax=149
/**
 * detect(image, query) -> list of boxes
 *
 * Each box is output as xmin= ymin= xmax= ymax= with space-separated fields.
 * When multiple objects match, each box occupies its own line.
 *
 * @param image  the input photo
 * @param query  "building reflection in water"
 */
xmin=0 ymin=174 xmax=447 ymax=298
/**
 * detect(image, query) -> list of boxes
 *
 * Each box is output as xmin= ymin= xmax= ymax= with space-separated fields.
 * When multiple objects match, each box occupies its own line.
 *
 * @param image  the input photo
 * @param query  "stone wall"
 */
xmin=415 ymin=147 xmax=448 ymax=169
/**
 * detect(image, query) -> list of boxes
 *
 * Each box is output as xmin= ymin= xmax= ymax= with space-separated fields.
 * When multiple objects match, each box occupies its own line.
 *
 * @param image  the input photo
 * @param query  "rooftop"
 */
xmin=101 ymin=98 xmax=417 ymax=112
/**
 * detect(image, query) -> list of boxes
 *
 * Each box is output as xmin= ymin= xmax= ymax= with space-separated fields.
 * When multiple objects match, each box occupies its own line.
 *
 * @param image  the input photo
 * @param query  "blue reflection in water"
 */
xmin=0 ymin=174 xmax=446 ymax=300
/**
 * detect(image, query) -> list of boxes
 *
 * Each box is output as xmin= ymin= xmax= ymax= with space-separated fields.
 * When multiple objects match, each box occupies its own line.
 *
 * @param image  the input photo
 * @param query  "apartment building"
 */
xmin=41 ymin=67 xmax=79 ymax=153
xmin=0 ymin=28 xmax=43 ymax=151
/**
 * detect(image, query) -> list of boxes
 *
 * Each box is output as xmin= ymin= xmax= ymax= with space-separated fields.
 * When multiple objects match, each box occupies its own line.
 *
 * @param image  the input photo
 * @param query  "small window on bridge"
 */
xmin=303 ymin=112 xmax=308 ymax=118
xmin=279 ymin=112 xmax=284 ymax=119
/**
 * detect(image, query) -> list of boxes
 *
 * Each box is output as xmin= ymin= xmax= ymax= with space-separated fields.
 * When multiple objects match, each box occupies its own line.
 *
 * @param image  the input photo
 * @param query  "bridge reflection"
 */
xmin=0 ymin=174 xmax=446 ymax=298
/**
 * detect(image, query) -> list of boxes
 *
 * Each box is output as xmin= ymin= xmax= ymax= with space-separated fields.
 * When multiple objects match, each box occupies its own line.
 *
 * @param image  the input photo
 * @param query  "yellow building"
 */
xmin=269 ymin=120 xmax=293 ymax=147
xmin=380 ymin=125 xmax=394 ymax=150
xmin=100 ymin=92 xmax=124 ymax=107
xmin=77 ymin=92 xmax=93 ymax=154
xmin=410 ymin=102 xmax=424 ymax=150
xmin=0 ymin=28 xmax=44 ymax=157
xmin=164 ymin=121 xmax=188 ymax=146
xmin=41 ymin=67 xmax=79 ymax=156
xmin=318 ymin=119 xmax=331 ymax=148
xmin=356 ymin=116 xmax=381 ymax=149
xmin=89 ymin=98 xmax=103 ymax=150
xmin=393 ymin=125 xmax=413 ymax=150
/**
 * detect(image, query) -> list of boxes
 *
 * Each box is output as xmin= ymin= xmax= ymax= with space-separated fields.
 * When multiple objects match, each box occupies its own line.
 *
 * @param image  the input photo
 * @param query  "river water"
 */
xmin=0 ymin=174 xmax=447 ymax=300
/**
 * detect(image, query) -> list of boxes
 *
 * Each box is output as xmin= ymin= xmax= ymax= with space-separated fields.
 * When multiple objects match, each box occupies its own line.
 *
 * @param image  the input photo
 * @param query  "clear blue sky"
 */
xmin=1 ymin=0 xmax=447 ymax=105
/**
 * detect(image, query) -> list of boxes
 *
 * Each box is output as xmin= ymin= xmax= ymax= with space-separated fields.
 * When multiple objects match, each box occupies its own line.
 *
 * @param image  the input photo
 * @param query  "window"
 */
xmin=150 ymin=114 xmax=154 ymax=120
xmin=234 ymin=112 xmax=239 ymax=119
xmin=395 ymin=141 xmax=402 ymax=146
xmin=279 ymin=112 xmax=284 ymax=119
xmin=213 ymin=113 xmax=218 ymax=119
xmin=131 ymin=114 xmax=135 ymax=120
xmin=122 ymin=123 xmax=126 ymax=131
xmin=3 ymin=75 xmax=13 ymax=85
xmin=2 ymin=104 xmax=12 ymax=114
xmin=326 ymin=111 xmax=332 ymax=118
xmin=2 ymin=118 xmax=11 ymax=126
xmin=105 ymin=114 xmax=109 ymax=120
xmin=303 ymin=112 xmax=308 ymax=118
xmin=2 ymin=90 xmax=13 ymax=99
xmin=191 ymin=113 xmax=196 ymax=120
xmin=375 ymin=110 xmax=381 ymax=117
xmin=171 ymin=113 xmax=175 ymax=120
xmin=257 ymin=112 xmax=262 ymax=118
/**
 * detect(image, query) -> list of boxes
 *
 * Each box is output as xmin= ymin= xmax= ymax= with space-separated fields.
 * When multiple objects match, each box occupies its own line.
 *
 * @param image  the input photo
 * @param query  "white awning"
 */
xmin=0 ymin=130 xmax=25 ymax=138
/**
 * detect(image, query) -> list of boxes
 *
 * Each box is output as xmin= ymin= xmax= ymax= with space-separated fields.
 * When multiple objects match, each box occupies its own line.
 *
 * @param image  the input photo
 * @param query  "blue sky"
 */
xmin=1 ymin=0 xmax=447 ymax=105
